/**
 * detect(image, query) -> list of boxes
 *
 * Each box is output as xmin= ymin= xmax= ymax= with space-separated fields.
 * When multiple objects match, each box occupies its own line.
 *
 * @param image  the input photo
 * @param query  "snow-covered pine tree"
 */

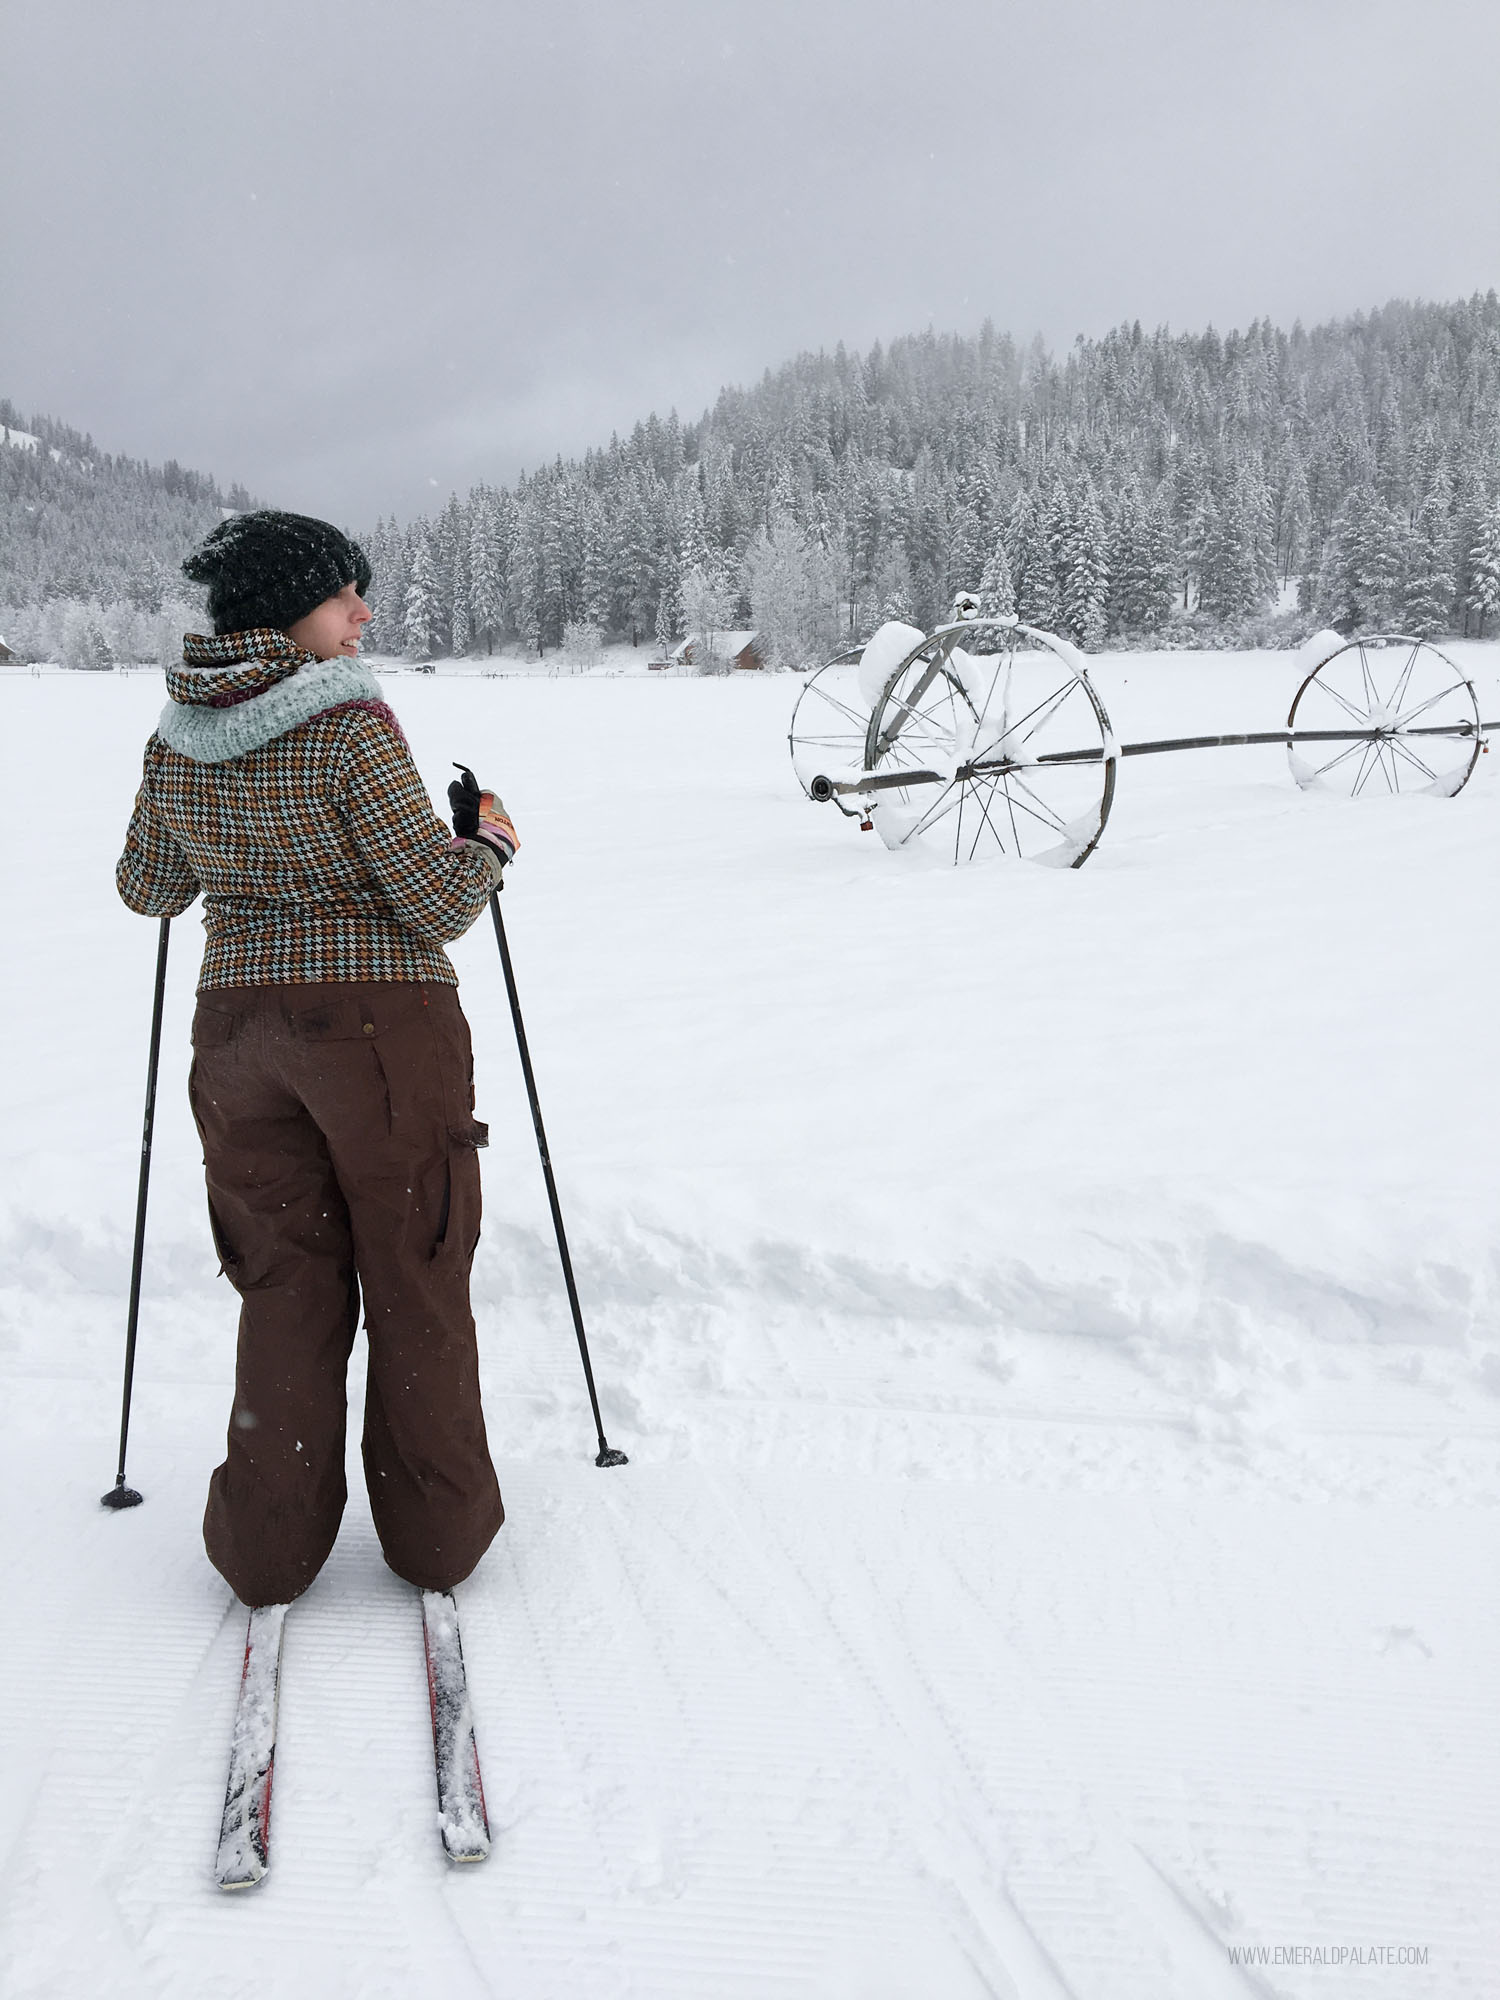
xmin=468 ymin=494 xmax=505 ymax=655
xmin=450 ymin=567 xmax=472 ymax=657
xmin=681 ymin=561 xmax=735 ymax=666
xmin=101 ymin=599 xmax=146 ymax=663
xmin=746 ymin=516 xmax=839 ymax=670
xmin=620 ymin=485 xmax=662 ymax=645
xmin=1198 ymin=473 xmax=1271 ymax=626
xmin=1400 ymin=480 xmax=1456 ymax=636
xmin=446 ymin=499 xmax=473 ymax=656
xmin=1055 ymin=480 xmax=1108 ymax=648
xmin=1450 ymin=463 xmax=1487 ymax=634
xmin=578 ymin=488 xmax=611 ymax=629
xmin=1242 ymin=464 xmax=1278 ymax=609
xmin=969 ymin=536 xmax=1015 ymax=651
xmin=676 ymin=478 xmax=712 ymax=583
xmin=1182 ymin=487 xmax=1218 ymax=615
xmin=1317 ymin=485 xmax=1408 ymax=630
xmin=509 ymin=479 xmax=545 ymax=655
xmin=654 ymin=553 xmax=682 ymax=655
xmin=903 ymin=460 xmax=949 ymax=628
xmin=1106 ymin=487 xmax=1144 ymax=635
xmin=1111 ymin=484 xmax=1179 ymax=636
xmin=1140 ymin=492 xmax=1178 ymax=629
xmin=560 ymin=617 xmax=604 ymax=670
xmin=368 ymin=522 xmax=410 ymax=656
xmin=538 ymin=479 xmax=569 ymax=649
xmin=1276 ymin=455 xmax=1312 ymax=587
xmin=870 ymin=541 xmax=916 ymax=626
xmin=852 ymin=465 xmax=889 ymax=627
xmin=946 ymin=467 xmax=992 ymax=608
xmin=61 ymin=601 xmax=112 ymax=669
xmin=402 ymin=531 xmax=439 ymax=664
xmin=125 ymin=550 xmax=169 ymax=613
xmin=432 ymin=495 xmax=466 ymax=655
xmin=1005 ymin=487 xmax=1058 ymax=630
xmin=1462 ymin=500 xmax=1500 ymax=638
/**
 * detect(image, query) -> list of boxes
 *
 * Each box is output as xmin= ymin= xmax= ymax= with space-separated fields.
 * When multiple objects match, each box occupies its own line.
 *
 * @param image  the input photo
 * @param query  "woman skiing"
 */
xmin=116 ymin=509 xmax=518 ymax=1610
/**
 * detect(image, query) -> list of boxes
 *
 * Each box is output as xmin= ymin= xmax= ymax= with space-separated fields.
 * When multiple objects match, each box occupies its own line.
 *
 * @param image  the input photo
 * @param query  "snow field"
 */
xmin=1 ymin=648 xmax=1498 ymax=1996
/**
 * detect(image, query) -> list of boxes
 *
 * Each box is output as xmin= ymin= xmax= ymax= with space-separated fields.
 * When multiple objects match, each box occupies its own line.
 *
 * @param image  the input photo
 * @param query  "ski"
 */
xmin=215 ymin=1601 xmax=288 ymax=1891
xmin=421 ymin=1588 xmax=491 ymax=1863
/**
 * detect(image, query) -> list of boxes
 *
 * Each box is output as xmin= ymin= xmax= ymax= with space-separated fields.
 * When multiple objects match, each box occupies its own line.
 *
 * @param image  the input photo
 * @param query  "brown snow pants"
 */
xmin=187 ymin=981 xmax=504 ymax=1606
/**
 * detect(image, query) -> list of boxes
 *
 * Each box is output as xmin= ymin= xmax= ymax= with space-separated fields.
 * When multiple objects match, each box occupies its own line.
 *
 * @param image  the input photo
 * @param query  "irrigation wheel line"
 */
xmin=792 ymin=624 xmax=1499 ymax=869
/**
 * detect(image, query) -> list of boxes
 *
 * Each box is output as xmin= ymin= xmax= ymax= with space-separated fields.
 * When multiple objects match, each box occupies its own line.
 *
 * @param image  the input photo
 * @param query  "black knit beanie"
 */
xmin=181 ymin=510 xmax=373 ymax=636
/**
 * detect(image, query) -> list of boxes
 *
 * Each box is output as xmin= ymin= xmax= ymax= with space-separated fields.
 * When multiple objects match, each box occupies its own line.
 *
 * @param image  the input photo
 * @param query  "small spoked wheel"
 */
xmin=787 ymin=658 xmax=874 ymax=810
xmin=1287 ymin=636 xmax=1482 ymax=798
xmin=863 ymin=622 xmax=1117 ymax=866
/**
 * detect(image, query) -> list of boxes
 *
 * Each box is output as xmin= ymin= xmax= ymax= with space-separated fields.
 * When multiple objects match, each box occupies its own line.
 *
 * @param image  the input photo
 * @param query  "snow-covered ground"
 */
xmin=1 ymin=647 xmax=1498 ymax=1998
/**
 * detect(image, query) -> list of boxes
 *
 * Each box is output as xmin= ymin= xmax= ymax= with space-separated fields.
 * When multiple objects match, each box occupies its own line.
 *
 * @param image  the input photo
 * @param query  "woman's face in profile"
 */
xmin=283 ymin=582 xmax=372 ymax=659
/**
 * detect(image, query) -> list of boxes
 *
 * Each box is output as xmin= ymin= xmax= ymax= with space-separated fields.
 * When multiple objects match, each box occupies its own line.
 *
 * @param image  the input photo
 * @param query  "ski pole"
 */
xmin=102 ymin=915 xmax=172 ymax=1510
xmin=458 ymin=768 xmax=625 ymax=1468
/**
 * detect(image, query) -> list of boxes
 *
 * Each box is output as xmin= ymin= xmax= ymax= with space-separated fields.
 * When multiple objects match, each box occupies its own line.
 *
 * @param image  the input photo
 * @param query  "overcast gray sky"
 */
xmin=4 ymin=0 xmax=1497 ymax=525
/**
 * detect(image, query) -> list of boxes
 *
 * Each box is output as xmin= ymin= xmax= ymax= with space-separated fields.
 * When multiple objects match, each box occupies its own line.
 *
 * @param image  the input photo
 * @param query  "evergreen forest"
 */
xmin=5 ymin=294 xmax=1500 ymax=667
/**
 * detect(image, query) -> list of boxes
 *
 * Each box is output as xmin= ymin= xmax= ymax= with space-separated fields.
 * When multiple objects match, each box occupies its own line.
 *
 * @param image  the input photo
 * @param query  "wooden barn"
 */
xmin=654 ymin=629 xmax=765 ymax=672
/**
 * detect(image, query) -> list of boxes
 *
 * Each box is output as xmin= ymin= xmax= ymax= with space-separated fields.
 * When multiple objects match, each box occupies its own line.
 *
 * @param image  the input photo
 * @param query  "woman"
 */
xmin=116 ymin=509 xmax=518 ymax=1609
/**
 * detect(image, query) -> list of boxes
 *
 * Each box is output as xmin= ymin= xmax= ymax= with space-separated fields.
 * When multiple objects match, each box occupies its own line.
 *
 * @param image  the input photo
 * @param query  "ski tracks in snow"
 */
xmin=671 ymin=1469 xmax=1266 ymax=2000
xmin=0 ymin=1487 xmax=503 ymax=2000
xmin=447 ymin=1464 xmax=1496 ymax=1999
xmin=0 ymin=1453 xmax=1495 ymax=1997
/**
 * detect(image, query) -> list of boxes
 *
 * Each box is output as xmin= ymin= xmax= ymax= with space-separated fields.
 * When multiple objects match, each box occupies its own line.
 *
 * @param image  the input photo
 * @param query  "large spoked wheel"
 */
xmin=788 ymin=658 xmax=874 ymax=812
xmin=1287 ymin=635 xmax=1482 ymax=798
xmin=864 ymin=622 xmax=1118 ymax=866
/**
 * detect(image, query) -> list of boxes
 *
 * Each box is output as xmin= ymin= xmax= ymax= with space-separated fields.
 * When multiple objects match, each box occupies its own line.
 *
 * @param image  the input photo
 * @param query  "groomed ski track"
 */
xmin=2 ymin=654 xmax=1498 ymax=1997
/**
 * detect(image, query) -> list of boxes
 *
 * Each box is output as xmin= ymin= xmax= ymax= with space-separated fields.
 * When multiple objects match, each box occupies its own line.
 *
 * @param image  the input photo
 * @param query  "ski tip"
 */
xmin=215 ymin=1843 xmax=270 ymax=1891
xmin=442 ymin=1831 xmax=492 ymax=1865
xmin=594 ymin=1447 xmax=629 ymax=1468
xmin=216 ymin=1866 xmax=269 ymax=1892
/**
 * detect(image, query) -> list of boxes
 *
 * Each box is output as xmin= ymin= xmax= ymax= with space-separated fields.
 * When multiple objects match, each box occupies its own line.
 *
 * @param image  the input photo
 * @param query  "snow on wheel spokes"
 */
xmin=1287 ymin=634 xmax=1482 ymax=800
xmin=863 ymin=622 xmax=1118 ymax=868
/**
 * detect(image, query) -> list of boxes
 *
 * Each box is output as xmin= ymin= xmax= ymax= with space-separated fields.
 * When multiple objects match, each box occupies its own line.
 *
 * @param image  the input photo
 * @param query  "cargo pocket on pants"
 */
xmin=432 ymin=1119 xmax=487 ymax=1263
xmin=205 ymin=1194 xmax=244 ymax=1288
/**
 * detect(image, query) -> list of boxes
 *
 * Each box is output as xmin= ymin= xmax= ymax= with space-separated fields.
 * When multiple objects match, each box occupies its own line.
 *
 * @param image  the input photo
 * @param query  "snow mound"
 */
xmin=1294 ymin=627 xmax=1347 ymax=678
xmin=856 ymin=621 xmax=925 ymax=710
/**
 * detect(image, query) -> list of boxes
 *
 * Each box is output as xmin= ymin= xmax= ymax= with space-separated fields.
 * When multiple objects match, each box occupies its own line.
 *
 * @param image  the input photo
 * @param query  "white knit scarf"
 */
xmin=156 ymin=658 xmax=384 ymax=765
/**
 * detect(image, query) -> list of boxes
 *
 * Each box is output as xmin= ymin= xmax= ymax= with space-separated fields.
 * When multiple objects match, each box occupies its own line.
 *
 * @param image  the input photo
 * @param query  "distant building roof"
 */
xmin=671 ymin=629 xmax=760 ymax=663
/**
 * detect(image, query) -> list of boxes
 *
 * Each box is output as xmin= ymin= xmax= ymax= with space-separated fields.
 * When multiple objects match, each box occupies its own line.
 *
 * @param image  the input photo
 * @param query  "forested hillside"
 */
xmin=0 ymin=404 xmax=253 ymax=665
xmin=366 ymin=295 xmax=1500 ymax=665
xmin=6 ymin=295 xmax=1500 ymax=666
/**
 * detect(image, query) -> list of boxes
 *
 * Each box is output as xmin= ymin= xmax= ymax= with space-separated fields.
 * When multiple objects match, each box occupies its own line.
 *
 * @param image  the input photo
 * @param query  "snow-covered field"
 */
xmin=2 ymin=647 xmax=1498 ymax=1998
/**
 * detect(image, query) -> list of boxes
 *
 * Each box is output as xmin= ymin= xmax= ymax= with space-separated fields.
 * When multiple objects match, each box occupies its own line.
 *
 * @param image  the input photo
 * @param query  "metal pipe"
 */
xmin=811 ymin=718 xmax=1500 ymax=798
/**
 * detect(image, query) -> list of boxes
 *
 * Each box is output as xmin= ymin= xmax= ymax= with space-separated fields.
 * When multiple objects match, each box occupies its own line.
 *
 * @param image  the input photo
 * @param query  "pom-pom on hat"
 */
xmin=182 ymin=510 xmax=373 ymax=637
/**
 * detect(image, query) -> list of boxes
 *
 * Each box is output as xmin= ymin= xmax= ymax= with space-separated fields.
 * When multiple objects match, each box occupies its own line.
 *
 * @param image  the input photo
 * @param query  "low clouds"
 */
xmin=5 ymin=0 xmax=1497 ymax=521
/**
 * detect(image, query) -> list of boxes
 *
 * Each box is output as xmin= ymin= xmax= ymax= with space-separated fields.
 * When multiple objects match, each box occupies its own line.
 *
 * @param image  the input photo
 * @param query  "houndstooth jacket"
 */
xmin=116 ymin=631 xmax=494 ymax=989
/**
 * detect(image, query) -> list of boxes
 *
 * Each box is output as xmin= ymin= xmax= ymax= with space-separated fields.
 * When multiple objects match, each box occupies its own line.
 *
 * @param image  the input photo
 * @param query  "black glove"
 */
xmin=449 ymin=764 xmax=519 ymax=866
xmin=448 ymin=766 xmax=482 ymax=838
